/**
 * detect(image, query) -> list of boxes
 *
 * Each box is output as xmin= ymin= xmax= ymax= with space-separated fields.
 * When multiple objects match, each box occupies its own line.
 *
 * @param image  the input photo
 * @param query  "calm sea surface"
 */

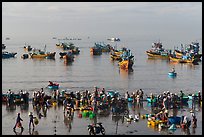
xmin=2 ymin=36 xmax=202 ymax=135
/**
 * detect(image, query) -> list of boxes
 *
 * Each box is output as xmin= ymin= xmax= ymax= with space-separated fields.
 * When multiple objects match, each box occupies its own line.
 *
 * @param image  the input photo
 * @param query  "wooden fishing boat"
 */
xmin=90 ymin=47 xmax=102 ymax=55
xmin=29 ymin=51 xmax=56 ymax=59
xmin=174 ymin=49 xmax=184 ymax=58
xmin=168 ymin=116 xmax=181 ymax=125
xmin=168 ymin=72 xmax=177 ymax=77
xmin=48 ymin=84 xmax=59 ymax=89
xmin=146 ymin=50 xmax=169 ymax=59
xmin=63 ymin=54 xmax=75 ymax=63
xmin=21 ymin=54 xmax=29 ymax=59
xmin=110 ymin=50 xmax=123 ymax=60
xmin=2 ymin=51 xmax=17 ymax=59
xmin=169 ymin=55 xmax=195 ymax=63
xmin=119 ymin=59 xmax=134 ymax=70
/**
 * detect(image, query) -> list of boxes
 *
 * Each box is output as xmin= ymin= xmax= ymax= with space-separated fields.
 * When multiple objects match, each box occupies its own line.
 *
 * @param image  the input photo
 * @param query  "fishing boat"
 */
xmin=146 ymin=41 xmax=170 ymax=59
xmin=168 ymin=72 xmax=177 ymax=77
xmin=174 ymin=42 xmax=202 ymax=61
xmin=110 ymin=48 xmax=126 ymax=61
xmin=107 ymin=38 xmax=120 ymax=42
xmin=169 ymin=55 xmax=196 ymax=63
xmin=119 ymin=59 xmax=134 ymax=70
xmin=29 ymin=51 xmax=56 ymax=59
xmin=94 ymin=42 xmax=113 ymax=52
xmin=174 ymin=49 xmax=184 ymax=58
xmin=90 ymin=46 xmax=102 ymax=55
xmin=117 ymin=47 xmax=134 ymax=70
xmin=168 ymin=116 xmax=181 ymax=125
xmin=146 ymin=50 xmax=169 ymax=59
xmin=63 ymin=52 xmax=75 ymax=63
xmin=48 ymin=84 xmax=59 ymax=89
xmin=29 ymin=46 xmax=56 ymax=59
xmin=48 ymin=81 xmax=59 ymax=89
xmin=21 ymin=54 xmax=29 ymax=59
xmin=110 ymin=50 xmax=123 ymax=61
xmin=2 ymin=51 xmax=17 ymax=59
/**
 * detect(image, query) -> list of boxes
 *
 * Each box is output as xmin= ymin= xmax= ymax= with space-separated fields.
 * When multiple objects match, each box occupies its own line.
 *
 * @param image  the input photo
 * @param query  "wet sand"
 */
xmin=2 ymin=101 xmax=202 ymax=135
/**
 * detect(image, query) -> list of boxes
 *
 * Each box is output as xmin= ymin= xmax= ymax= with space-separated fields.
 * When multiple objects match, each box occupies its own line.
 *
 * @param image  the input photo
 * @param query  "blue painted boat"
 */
xmin=2 ymin=51 xmax=17 ymax=59
xmin=48 ymin=84 xmax=59 ymax=89
xmin=168 ymin=72 xmax=177 ymax=77
xmin=168 ymin=116 xmax=181 ymax=125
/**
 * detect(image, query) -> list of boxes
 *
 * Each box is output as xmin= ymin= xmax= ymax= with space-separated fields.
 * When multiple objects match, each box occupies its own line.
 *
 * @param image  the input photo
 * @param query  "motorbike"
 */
xmin=87 ymin=122 xmax=105 ymax=135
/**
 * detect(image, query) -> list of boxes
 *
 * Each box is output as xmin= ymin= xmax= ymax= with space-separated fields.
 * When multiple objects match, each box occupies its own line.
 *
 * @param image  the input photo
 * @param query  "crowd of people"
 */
xmin=3 ymin=86 xmax=201 ymax=134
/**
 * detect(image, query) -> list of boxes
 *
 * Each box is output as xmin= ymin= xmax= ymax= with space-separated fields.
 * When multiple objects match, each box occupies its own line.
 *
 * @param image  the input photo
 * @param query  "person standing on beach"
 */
xmin=28 ymin=112 xmax=35 ymax=129
xmin=13 ymin=113 xmax=24 ymax=131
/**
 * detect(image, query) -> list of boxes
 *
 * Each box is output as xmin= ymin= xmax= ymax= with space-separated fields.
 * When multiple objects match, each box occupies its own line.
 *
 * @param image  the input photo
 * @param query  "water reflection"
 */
xmin=63 ymin=115 xmax=73 ymax=132
xmin=119 ymin=68 xmax=134 ymax=79
xmin=29 ymin=128 xmax=39 ymax=135
xmin=146 ymin=58 xmax=169 ymax=64
xmin=169 ymin=61 xmax=200 ymax=70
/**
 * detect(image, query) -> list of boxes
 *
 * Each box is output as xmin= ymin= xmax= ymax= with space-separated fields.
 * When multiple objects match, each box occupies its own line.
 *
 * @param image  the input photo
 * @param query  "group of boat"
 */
xmin=146 ymin=41 xmax=202 ymax=64
xmin=56 ymin=41 xmax=80 ymax=55
xmin=90 ymin=42 xmax=113 ymax=55
xmin=2 ymin=42 xmax=80 ymax=62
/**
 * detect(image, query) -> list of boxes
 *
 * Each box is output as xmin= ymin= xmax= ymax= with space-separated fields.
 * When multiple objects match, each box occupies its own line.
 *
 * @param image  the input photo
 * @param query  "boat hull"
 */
xmin=146 ymin=51 xmax=169 ymax=59
xmin=90 ymin=48 xmax=102 ymax=55
xmin=30 ymin=52 xmax=56 ymax=59
xmin=169 ymin=56 xmax=195 ymax=63
xmin=168 ymin=72 xmax=177 ymax=76
xmin=48 ymin=85 xmax=59 ymax=89
xmin=168 ymin=116 xmax=181 ymax=125
xmin=119 ymin=60 xmax=133 ymax=70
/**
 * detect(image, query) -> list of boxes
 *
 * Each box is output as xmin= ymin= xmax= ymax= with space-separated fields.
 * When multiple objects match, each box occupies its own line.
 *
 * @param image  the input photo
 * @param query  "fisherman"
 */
xmin=179 ymin=90 xmax=184 ymax=105
xmin=183 ymin=115 xmax=191 ymax=128
xmin=13 ymin=113 xmax=24 ymax=131
xmin=171 ymin=68 xmax=175 ymax=73
xmin=48 ymin=81 xmax=53 ymax=86
xmin=125 ymin=91 xmax=130 ymax=100
xmin=139 ymin=89 xmax=144 ymax=100
xmin=76 ymin=91 xmax=81 ymax=108
xmin=28 ymin=112 xmax=35 ymax=129
xmin=198 ymin=91 xmax=201 ymax=105
xmin=192 ymin=115 xmax=197 ymax=128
